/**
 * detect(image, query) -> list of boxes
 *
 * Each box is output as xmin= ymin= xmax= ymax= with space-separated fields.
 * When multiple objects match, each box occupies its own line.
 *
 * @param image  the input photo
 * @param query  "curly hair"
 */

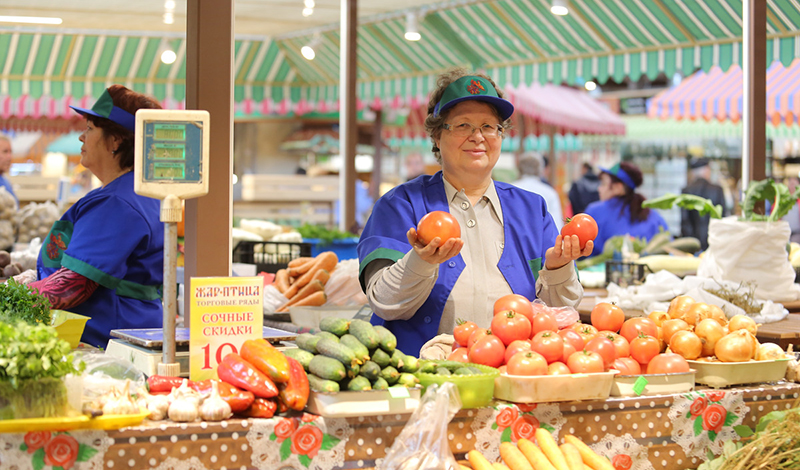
xmin=608 ymin=161 xmax=650 ymax=222
xmin=87 ymin=85 xmax=162 ymax=170
xmin=423 ymin=68 xmax=511 ymax=163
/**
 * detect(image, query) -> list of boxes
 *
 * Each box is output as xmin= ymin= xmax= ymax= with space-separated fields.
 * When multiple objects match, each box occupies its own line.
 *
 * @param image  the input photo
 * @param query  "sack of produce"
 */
xmin=698 ymin=217 xmax=800 ymax=302
xmin=10 ymin=237 xmax=42 ymax=271
xmin=16 ymin=201 xmax=59 ymax=243
xmin=0 ymin=187 xmax=17 ymax=221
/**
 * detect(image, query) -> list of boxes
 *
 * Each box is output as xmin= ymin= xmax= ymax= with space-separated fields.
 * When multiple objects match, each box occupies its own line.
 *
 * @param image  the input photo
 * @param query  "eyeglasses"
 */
xmin=442 ymin=122 xmax=504 ymax=138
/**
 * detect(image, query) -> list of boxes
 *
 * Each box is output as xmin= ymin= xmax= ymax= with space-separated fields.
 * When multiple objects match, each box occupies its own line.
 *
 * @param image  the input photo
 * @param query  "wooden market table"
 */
xmin=1 ymin=383 xmax=797 ymax=470
xmin=578 ymin=289 xmax=800 ymax=350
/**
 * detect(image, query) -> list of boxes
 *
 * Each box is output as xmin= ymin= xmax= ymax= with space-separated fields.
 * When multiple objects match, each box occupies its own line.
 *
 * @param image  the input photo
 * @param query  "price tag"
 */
xmin=388 ymin=386 xmax=410 ymax=399
xmin=633 ymin=376 xmax=649 ymax=396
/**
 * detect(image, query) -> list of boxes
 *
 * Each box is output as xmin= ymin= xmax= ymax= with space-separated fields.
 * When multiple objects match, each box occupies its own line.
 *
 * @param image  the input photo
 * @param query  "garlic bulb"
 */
xmin=168 ymin=396 xmax=199 ymax=422
xmin=199 ymin=381 xmax=232 ymax=422
xmin=137 ymin=387 xmax=170 ymax=421
xmin=102 ymin=380 xmax=141 ymax=416
xmin=169 ymin=379 xmax=204 ymax=408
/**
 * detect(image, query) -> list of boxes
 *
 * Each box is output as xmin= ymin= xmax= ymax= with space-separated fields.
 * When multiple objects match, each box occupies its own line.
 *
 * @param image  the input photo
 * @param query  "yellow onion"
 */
xmin=715 ymin=330 xmax=757 ymax=362
xmin=669 ymin=330 xmax=703 ymax=360
xmin=694 ymin=318 xmax=725 ymax=357
xmin=661 ymin=318 xmax=692 ymax=344
xmin=756 ymin=343 xmax=787 ymax=361
xmin=648 ymin=311 xmax=671 ymax=327
xmin=709 ymin=304 xmax=728 ymax=326
xmin=668 ymin=295 xmax=695 ymax=322
xmin=728 ymin=315 xmax=758 ymax=336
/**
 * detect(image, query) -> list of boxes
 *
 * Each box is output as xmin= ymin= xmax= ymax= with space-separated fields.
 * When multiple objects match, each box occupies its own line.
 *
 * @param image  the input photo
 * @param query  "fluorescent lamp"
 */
xmin=164 ymin=0 xmax=176 ymax=10
xmin=404 ymin=13 xmax=421 ymax=41
xmin=551 ymin=0 xmax=569 ymax=16
xmin=304 ymin=0 xmax=315 ymax=8
xmin=0 ymin=15 xmax=62 ymax=25
xmin=161 ymin=50 xmax=177 ymax=65
xmin=302 ymin=36 xmax=322 ymax=61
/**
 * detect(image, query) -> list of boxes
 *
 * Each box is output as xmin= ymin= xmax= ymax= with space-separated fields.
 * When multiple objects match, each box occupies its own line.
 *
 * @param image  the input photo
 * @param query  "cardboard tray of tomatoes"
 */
xmin=610 ymin=370 xmax=695 ymax=397
xmin=305 ymin=387 xmax=422 ymax=418
xmin=494 ymin=371 xmax=616 ymax=403
xmin=686 ymin=358 xmax=791 ymax=389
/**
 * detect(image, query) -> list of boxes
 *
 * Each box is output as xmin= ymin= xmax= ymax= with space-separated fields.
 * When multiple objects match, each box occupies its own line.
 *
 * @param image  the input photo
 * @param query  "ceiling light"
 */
xmin=404 ymin=13 xmax=421 ymax=41
xmin=164 ymin=0 xmax=176 ymax=10
xmin=302 ymin=7 xmax=314 ymax=17
xmin=551 ymin=0 xmax=569 ymax=15
xmin=301 ymin=36 xmax=321 ymax=61
xmin=161 ymin=49 xmax=177 ymax=64
xmin=584 ymin=81 xmax=597 ymax=91
xmin=163 ymin=12 xmax=174 ymax=24
xmin=304 ymin=0 xmax=315 ymax=8
xmin=0 ymin=15 xmax=62 ymax=25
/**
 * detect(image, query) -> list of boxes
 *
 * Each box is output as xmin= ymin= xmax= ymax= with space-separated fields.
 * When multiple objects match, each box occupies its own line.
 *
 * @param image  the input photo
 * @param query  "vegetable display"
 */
xmin=0 ymin=278 xmax=52 ymax=325
xmin=465 ymin=432 xmax=613 ymax=470
xmin=274 ymin=251 xmax=338 ymax=312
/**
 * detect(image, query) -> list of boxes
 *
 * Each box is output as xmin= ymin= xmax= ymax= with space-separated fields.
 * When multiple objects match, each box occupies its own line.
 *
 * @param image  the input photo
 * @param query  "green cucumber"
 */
xmin=307 ymin=374 xmax=340 ymax=393
xmin=349 ymin=320 xmax=380 ymax=350
xmin=309 ymin=355 xmax=347 ymax=381
xmin=435 ymin=367 xmax=452 ymax=376
xmin=295 ymin=333 xmax=321 ymax=354
xmin=316 ymin=337 xmax=359 ymax=368
xmin=371 ymin=348 xmax=391 ymax=368
xmin=315 ymin=331 xmax=340 ymax=343
xmin=467 ymin=366 xmax=483 ymax=375
xmin=346 ymin=362 xmax=360 ymax=379
xmin=283 ymin=348 xmax=315 ymax=371
xmin=454 ymin=367 xmax=474 ymax=376
xmin=417 ymin=361 xmax=436 ymax=374
xmin=346 ymin=376 xmax=372 ymax=391
xmin=371 ymin=377 xmax=389 ymax=390
xmin=390 ymin=349 xmax=406 ymax=369
xmin=319 ymin=317 xmax=350 ymax=337
xmin=373 ymin=325 xmax=397 ymax=353
xmin=396 ymin=373 xmax=420 ymax=387
xmin=380 ymin=366 xmax=400 ymax=385
xmin=401 ymin=355 xmax=419 ymax=373
xmin=340 ymin=334 xmax=370 ymax=363
xmin=359 ymin=361 xmax=381 ymax=381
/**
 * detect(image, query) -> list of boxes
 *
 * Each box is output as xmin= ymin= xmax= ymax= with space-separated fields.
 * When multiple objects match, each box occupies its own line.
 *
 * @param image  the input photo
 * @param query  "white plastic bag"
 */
xmin=378 ymin=382 xmax=462 ymax=470
xmin=324 ymin=259 xmax=368 ymax=307
xmin=698 ymin=217 xmax=800 ymax=302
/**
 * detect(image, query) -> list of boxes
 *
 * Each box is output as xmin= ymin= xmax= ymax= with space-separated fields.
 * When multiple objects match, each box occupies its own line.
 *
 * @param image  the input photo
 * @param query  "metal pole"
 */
xmin=158 ymin=195 xmax=181 ymax=377
xmin=741 ymin=0 xmax=767 ymax=194
xmin=340 ymin=0 xmax=357 ymax=233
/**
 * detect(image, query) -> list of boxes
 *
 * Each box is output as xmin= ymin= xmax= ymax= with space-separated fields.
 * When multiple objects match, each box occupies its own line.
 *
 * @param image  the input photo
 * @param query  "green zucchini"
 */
xmin=283 ymin=348 xmax=315 ymax=371
xmin=309 ymin=355 xmax=347 ymax=381
xmin=340 ymin=334 xmax=370 ymax=363
xmin=307 ymin=374 xmax=340 ymax=393
xmin=316 ymin=337 xmax=359 ymax=368
xmin=319 ymin=317 xmax=350 ymax=337
xmin=295 ymin=333 xmax=321 ymax=354
xmin=373 ymin=325 xmax=397 ymax=352
xmin=346 ymin=376 xmax=372 ymax=391
xmin=349 ymin=320 xmax=380 ymax=349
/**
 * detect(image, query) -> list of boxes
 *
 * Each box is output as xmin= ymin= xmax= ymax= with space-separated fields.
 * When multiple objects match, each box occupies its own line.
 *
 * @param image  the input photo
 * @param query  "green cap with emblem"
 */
xmin=433 ymin=75 xmax=514 ymax=121
xmin=70 ymin=88 xmax=136 ymax=132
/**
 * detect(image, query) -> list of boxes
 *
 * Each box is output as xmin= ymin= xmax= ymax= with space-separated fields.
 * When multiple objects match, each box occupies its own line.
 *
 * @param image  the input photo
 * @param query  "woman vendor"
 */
xmin=584 ymin=162 xmax=668 ymax=257
xmin=19 ymin=86 xmax=164 ymax=348
xmin=357 ymin=69 xmax=592 ymax=357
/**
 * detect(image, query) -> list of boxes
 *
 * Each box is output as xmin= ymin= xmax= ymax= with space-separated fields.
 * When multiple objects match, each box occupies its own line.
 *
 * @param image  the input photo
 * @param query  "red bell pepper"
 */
xmin=278 ymin=357 xmax=309 ymax=411
xmin=239 ymin=398 xmax=277 ymax=419
xmin=217 ymin=353 xmax=278 ymax=398
xmin=240 ymin=339 xmax=290 ymax=383
xmin=146 ymin=375 xmax=185 ymax=393
xmin=190 ymin=379 xmax=255 ymax=413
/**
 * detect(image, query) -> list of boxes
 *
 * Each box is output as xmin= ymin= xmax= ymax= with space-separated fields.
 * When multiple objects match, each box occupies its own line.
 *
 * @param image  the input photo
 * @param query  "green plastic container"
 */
xmin=415 ymin=360 xmax=499 ymax=409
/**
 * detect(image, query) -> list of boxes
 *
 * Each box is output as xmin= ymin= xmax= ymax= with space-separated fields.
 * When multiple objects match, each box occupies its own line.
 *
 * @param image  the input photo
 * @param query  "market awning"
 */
xmin=2 ymin=1 xmax=800 ymax=119
xmin=647 ymin=59 xmax=800 ymax=125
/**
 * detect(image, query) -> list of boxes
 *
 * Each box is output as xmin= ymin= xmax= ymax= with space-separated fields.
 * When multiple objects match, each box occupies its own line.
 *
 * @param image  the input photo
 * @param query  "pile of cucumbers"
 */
xmin=284 ymin=317 xmax=421 ymax=393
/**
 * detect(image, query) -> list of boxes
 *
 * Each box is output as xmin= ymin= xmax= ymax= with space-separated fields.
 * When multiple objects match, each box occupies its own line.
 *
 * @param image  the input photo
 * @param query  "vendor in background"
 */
xmin=584 ymin=162 xmax=668 ymax=258
xmin=15 ymin=85 xmax=164 ymax=348
xmin=358 ymin=69 xmax=591 ymax=357
xmin=0 ymin=134 xmax=17 ymax=202
xmin=568 ymin=162 xmax=600 ymax=214
xmin=512 ymin=153 xmax=563 ymax=230
xmin=681 ymin=158 xmax=728 ymax=250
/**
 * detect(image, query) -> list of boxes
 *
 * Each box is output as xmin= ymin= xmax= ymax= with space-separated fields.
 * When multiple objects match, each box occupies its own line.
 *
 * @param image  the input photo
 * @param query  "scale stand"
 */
xmin=158 ymin=194 xmax=182 ymax=377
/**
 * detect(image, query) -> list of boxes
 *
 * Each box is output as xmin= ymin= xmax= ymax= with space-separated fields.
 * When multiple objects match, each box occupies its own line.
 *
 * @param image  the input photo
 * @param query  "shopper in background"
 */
xmin=568 ymin=162 xmax=600 ymax=214
xmin=19 ymin=85 xmax=165 ymax=349
xmin=358 ymin=69 xmax=590 ymax=357
xmin=584 ymin=161 xmax=668 ymax=257
xmin=512 ymin=153 xmax=564 ymax=230
xmin=541 ymin=155 xmax=552 ymax=186
xmin=681 ymin=158 xmax=727 ymax=250
xmin=0 ymin=134 xmax=17 ymax=202
xmin=404 ymin=152 xmax=426 ymax=181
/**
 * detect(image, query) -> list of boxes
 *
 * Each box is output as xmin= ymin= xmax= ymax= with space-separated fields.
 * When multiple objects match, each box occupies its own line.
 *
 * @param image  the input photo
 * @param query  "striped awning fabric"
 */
xmin=2 ymin=0 xmax=800 ymax=120
xmin=647 ymin=58 xmax=800 ymax=125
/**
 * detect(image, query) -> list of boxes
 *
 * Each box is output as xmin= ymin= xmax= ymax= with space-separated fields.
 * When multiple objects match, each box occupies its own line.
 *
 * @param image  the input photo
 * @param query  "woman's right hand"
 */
xmin=407 ymin=228 xmax=463 ymax=265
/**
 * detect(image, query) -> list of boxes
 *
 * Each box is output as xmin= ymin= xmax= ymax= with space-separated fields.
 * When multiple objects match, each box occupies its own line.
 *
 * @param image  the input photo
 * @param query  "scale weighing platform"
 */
xmin=106 ymin=327 xmax=297 ymax=378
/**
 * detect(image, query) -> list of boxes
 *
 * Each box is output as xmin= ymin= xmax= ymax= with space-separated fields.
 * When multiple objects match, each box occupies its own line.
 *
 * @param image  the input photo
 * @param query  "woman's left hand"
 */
xmin=544 ymin=234 xmax=593 ymax=270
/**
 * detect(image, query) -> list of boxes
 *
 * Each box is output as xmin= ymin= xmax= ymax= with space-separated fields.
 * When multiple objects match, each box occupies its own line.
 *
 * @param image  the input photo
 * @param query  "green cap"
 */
xmin=70 ymin=89 xmax=136 ymax=132
xmin=433 ymin=75 xmax=514 ymax=120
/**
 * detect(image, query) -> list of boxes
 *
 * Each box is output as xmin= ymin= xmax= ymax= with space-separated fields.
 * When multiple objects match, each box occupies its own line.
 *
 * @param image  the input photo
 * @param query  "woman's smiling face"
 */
xmin=435 ymin=101 xmax=503 ymax=183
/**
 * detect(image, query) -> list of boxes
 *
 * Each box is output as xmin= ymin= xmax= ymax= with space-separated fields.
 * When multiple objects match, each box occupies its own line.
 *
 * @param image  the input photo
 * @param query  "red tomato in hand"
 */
xmin=531 ymin=312 xmax=559 ymax=336
xmin=504 ymin=339 xmax=532 ymax=365
xmin=630 ymin=333 xmax=661 ymax=365
xmin=493 ymin=294 xmax=534 ymax=324
xmin=506 ymin=351 xmax=548 ymax=376
xmin=447 ymin=347 xmax=470 ymax=363
xmin=531 ymin=331 xmax=565 ymax=363
xmin=560 ymin=213 xmax=598 ymax=250
xmin=619 ymin=318 xmax=658 ymax=343
xmin=591 ymin=302 xmax=625 ymax=333
xmin=585 ymin=337 xmax=616 ymax=368
xmin=453 ymin=319 xmax=478 ymax=346
xmin=646 ymin=353 xmax=690 ymax=374
xmin=467 ymin=327 xmax=488 ymax=349
xmin=468 ymin=334 xmax=505 ymax=368
xmin=612 ymin=357 xmax=641 ymax=375
xmin=491 ymin=311 xmax=532 ymax=346
xmin=416 ymin=211 xmax=461 ymax=245
xmin=566 ymin=350 xmax=605 ymax=374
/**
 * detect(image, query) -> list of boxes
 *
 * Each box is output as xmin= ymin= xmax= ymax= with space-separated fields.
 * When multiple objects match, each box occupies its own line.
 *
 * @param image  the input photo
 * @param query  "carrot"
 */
xmin=563 ymin=435 xmax=614 ymax=470
xmin=559 ymin=443 xmax=584 ymax=470
xmin=493 ymin=464 xmax=511 ymax=470
xmin=460 ymin=465 xmax=473 ymax=470
xmin=535 ymin=428 xmax=569 ymax=470
xmin=499 ymin=442 xmax=533 ymax=470
xmin=288 ymin=257 xmax=314 ymax=268
xmin=467 ymin=450 xmax=494 ymax=470
xmin=274 ymin=269 xmax=290 ymax=294
xmin=283 ymin=252 xmax=338 ymax=298
xmin=311 ymin=269 xmax=330 ymax=286
xmin=517 ymin=439 xmax=556 ymax=470
xmin=288 ymin=258 xmax=316 ymax=277
xmin=284 ymin=291 xmax=326 ymax=309
xmin=276 ymin=280 xmax=325 ymax=312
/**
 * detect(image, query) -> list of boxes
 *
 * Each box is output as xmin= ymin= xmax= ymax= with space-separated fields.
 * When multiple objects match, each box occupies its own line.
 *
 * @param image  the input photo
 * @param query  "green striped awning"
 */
xmin=2 ymin=0 xmax=800 ymax=119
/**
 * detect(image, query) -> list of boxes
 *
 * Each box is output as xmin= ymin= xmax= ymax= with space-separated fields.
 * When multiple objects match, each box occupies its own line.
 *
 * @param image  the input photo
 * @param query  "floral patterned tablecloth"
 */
xmin=0 ymin=383 xmax=797 ymax=470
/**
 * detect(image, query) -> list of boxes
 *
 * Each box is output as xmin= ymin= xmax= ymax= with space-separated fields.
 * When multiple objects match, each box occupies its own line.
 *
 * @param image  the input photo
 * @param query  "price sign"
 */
xmin=189 ymin=277 xmax=263 ymax=381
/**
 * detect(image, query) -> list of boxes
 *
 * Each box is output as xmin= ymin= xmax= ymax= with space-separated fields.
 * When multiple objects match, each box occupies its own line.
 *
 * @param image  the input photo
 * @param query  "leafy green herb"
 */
xmin=741 ymin=179 xmax=799 ymax=222
xmin=642 ymin=193 xmax=723 ymax=219
xmin=0 ymin=321 xmax=84 ymax=389
xmin=297 ymin=223 xmax=357 ymax=245
xmin=0 ymin=278 xmax=52 ymax=326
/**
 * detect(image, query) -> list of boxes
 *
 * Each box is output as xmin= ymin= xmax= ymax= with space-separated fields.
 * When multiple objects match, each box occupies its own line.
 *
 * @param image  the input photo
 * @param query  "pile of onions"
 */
xmin=728 ymin=315 xmax=758 ymax=336
xmin=661 ymin=319 xmax=692 ymax=344
xmin=668 ymin=295 xmax=696 ymax=324
xmin=715 ymin=330 xmax=758 ymax=362
xmin=669 ymin=330 xmax=703 ymax=360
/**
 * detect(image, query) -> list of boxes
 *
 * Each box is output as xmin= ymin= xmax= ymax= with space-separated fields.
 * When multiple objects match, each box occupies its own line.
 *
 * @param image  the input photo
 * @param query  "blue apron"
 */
xmin=37 ymin=172 xmax=164 ymax=348
xmin=358 ymin=171 xmax=558 ymax=355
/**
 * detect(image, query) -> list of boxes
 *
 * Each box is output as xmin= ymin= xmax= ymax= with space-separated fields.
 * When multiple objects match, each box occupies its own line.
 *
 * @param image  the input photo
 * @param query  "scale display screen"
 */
xmin=141 ymin=121 xmax=202 ymax=184
xmin=153 ymin=124 xmax=186 ymax=141
xmin=154 ymin=143 xmax=185 ymax=160
xmin=153 ymin=163 xmax=186 ymax=180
